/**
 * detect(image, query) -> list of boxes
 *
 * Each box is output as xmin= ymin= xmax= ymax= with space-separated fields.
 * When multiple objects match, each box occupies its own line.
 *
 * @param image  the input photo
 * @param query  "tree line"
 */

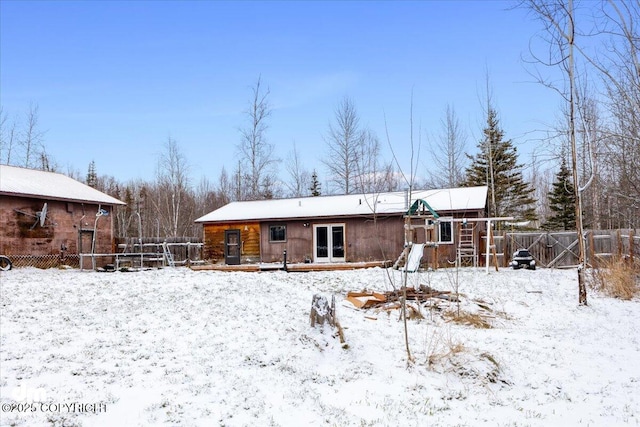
xmin=1 ymin=0 xmax=638 ymax=240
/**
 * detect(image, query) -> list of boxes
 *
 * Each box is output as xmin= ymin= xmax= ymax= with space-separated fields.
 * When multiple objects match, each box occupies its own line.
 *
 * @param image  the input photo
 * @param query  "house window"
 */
xmin=438 ymin=219 xmax=453 ymax=244
xmin=269 ymin=225 xmax=286 ymax=242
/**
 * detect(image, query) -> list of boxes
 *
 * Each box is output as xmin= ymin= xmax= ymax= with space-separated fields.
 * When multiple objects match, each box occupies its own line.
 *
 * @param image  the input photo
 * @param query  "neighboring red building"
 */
xmin=0 ymin=165 xmax=125 ymax=268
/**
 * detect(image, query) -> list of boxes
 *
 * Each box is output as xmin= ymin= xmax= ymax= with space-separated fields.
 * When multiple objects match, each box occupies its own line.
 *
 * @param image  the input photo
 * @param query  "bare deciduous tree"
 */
xmin=523 ymin=0 xmax=640 ymax=302
xmin=426 ymin=104 xmax=468 ymax=188
xmin=1 ymin=104 xmax=52 ymax=169
xmin=195 ymin=175 xmax=226 ymax=222
xmin=21 ymin=103 xmax=45 ymax=169
xmin=528 ymin=151 xmax=552 ymax=225
xmin=574 ymin=84 xmax=605 ymax=229
xmin=383 ymin=92 xmax=425 ymax=366
xmin=155 ymin=136 xmax=192 ymax=237
xmin=596 ymin=1 xmax=640 ymax=228
xmin=0 ymin=107 xmax=19 ymax=165
xmin=237 ymin=76 xmax=278 ymax=200
xmin=323 ymin=96 xmax=363 ymax=195
xmin=354 ymin=129 xmax=399 ymax=193
xmin=217 ymin=167 xmax=233 ymax=205
xmin=284 ymin=142 xmax=310 ymax=197
xmin=523 ymin=0 xmax=588 ymax=305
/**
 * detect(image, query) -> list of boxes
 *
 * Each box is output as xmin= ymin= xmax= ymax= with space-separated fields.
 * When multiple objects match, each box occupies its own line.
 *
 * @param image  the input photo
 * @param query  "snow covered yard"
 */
xmin=1 ymin=266 xmax=639 ymax=427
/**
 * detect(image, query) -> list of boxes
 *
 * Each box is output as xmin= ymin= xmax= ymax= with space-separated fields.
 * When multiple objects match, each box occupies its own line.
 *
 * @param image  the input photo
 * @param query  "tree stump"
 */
xmin=310 ymin=294 xmax=348 ymax=348
xmin=310 ymin=294 xmax=334 ymax=327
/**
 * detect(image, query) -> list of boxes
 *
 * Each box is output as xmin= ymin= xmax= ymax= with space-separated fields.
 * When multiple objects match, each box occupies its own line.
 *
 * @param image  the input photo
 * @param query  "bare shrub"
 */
xmin=424 ymin=327 xmax=465 ymax=369
xmin=423 ymin=327 xmax=509 ymax=385
xmin=589 ymin=257 xmax=640 ymax=300
xmin=406 ymin=302 xmax=424 ymax=320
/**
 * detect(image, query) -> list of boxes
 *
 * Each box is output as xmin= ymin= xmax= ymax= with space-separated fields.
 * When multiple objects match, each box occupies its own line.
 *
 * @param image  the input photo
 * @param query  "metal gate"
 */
xmin=492 ymin=229 xmax=639 ymax=268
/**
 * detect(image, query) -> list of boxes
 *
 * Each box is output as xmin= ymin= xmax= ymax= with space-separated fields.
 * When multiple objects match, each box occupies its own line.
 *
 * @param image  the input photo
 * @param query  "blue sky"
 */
xmin=1 ymin=1 xmax=561 ymax=187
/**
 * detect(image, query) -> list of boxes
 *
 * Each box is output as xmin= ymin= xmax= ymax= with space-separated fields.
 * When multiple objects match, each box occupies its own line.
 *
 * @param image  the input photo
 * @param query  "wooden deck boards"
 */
xmin=190 ymin=260 xmax=390 ymax=272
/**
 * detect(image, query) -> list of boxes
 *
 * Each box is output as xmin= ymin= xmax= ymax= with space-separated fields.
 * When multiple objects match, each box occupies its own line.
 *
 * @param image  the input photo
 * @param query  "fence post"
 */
xmin=588 ymin=231 xmax=595 ymax=268
xmin=630 ymin=229 xmax=635 ymax=263
xmin=617 ymin=229 xmax=623 ymax=259
xmin=502 ymin=231 xmax=507 ymax=267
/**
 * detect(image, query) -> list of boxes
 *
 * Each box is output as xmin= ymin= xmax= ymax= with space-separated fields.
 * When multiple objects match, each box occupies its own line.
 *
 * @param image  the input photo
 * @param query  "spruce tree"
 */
xmin=309 ymin=170 xmax=322 ymax=196
xmin=461 ymin=108 xmax=537 ymax=222
xmin=543 ymin=158 xmax=576 ymax=231
xmin=123 ymin=186 xmax=135 ymax=236
xmin=86 ymin=160 xmax=98 ymax=188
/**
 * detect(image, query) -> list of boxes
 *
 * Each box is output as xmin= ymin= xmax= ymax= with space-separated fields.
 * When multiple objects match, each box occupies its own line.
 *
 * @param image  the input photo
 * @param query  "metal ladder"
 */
xmin=162 ymin=242 xmax=175 ymax=267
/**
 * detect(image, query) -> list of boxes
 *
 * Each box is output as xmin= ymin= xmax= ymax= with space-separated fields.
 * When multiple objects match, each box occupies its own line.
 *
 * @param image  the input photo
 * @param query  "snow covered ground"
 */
xmin=1 ymin=266 xmax=639 ymax=427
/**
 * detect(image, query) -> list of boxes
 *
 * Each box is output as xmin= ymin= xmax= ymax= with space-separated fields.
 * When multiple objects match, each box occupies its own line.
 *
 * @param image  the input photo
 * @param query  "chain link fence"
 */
xmin=5 ymin=254 xmax=80 ymax=269
xmin=3 ymin=238 xmax=204 ymax=270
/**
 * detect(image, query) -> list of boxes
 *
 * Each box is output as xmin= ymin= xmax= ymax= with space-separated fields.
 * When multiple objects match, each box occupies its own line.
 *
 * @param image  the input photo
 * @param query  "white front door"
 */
xmin=313 ymin=224 xmax=345 ymax=263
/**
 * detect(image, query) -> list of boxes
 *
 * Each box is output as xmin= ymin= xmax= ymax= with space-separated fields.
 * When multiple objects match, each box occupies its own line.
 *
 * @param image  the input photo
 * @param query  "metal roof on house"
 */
xmin=195 ymin=186 xmax=488 ymax=223
xmin=0 ymin=164 xmax=126 ymax=205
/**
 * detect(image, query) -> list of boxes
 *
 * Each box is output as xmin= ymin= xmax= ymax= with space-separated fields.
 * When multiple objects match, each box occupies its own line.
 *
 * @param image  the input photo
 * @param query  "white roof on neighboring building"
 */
xmin=0 ymin=164 xmax=125 ymax=205
xmin=195 ymin=186 xmax=488 ymax=223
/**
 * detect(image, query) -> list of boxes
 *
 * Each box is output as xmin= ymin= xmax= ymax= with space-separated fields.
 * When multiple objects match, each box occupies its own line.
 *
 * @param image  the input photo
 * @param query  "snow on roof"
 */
xmin=195 ymin=186 xmax=488 ymax=223
xmin=0 ymin=164 xmax=125 ymax=205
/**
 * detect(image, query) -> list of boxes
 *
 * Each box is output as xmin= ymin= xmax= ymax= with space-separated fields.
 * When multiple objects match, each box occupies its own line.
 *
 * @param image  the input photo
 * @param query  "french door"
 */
xmin=313 ymin=224 xmax=345 ymax=263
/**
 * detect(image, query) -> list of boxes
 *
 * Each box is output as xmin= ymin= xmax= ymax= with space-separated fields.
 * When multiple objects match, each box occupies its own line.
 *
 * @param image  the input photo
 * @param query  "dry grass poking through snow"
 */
xmin=589 ymin=257 xmax=640 ymax=300
xmin=442 ymin=309 xmax=493 ymax=329
xmin=424 ymin=326 xmax=466 ymax=368
xmin=422 ymin=325 xmax=508 ymax=388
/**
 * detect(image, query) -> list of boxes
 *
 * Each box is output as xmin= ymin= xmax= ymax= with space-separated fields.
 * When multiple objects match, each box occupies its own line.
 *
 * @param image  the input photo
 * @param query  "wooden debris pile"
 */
xmin=347 ymin=285 xmax=458 ymax=308
xmin=346 ymin=284 xmax=460 ymax=319
xmin=386 ymin=284 xmax=460 ymax=303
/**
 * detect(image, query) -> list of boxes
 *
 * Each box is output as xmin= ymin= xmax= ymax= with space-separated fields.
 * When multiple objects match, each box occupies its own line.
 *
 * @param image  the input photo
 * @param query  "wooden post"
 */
xmin=617 ymin=229 xmax=623 ymax=259
xmin=505 ymin=231 xmax=510 ymax=268
xmin=630 ymin=229 xmax=635 ymax=263
xmin=433 ymin=218 xmax=439 ymax=271
xmin=491 ymin=229 xmax=499 ymax=272
xmin=434 ymin=245 xmax=439 ymax=270
xmin=456 ymin=222 xmax=461 ymax=267
xmin=588 ymin=231 xmax=595 ymax=268
xmin=502 ymin=231 xmax=507 ymax=267
xmin=485 ymin=219 xmax=491 ymax=274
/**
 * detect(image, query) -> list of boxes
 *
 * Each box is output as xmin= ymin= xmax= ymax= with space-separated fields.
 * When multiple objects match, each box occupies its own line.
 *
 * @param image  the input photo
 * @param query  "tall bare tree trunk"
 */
xmin=238 ymin=76 xmax=277 ymax=200
xmin=523 ymin=0 xmax=589 ymax=305
xmin=566 ymin=0 xmax=588 ymax=305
